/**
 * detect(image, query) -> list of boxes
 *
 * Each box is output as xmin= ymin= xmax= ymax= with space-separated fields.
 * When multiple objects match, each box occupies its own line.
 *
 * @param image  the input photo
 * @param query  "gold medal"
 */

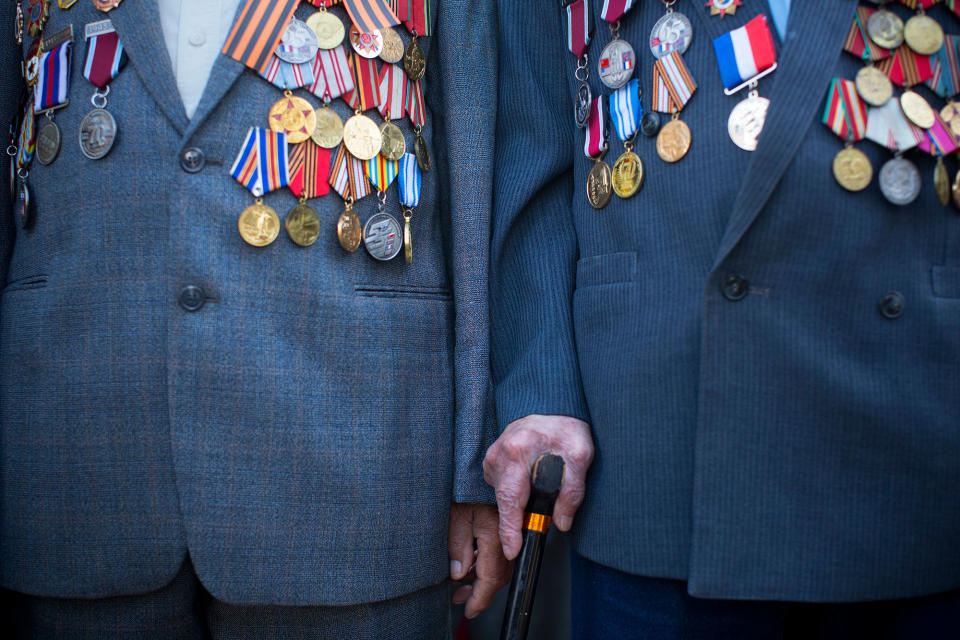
xmin=941 ymin=102 xmax=960 ymax=138
xmin=866 ymin=9 xmax=904 ymax=50
xmin=404 ymin=34 xmax=426 ymax=81
xmin=58 ymin=0 xmax=78 ymax=8
xmin=854 ymin=66 xmax=893 ymax=107
xmin=306 ymin=9 xmax=345 ymax=49
xmin=239 ymin=198 xmax=281 ymax=247
xmin=311 ymin=105 xmax=344 ymax=148
xmin=656 ymin=116 xmax=692 ymax=163
xmin=92 ymin=0 xmax=122 ymax=12
xmin=403 ymin=209 xmax=413 ymax=265
xmin=832 ymin=146 xmax=873 ymax=192
xmin=342 ymin=113 xmax=382 ymax=160
xmin=285 ymin=198 xmax=321 ymax=246
xmin=934 ymin=156 xmax=950 ymax=206
xmin=337 ymin=200 xmax=362 ymax=252
xmin=900 ymin=90 xmax=935 ymax=129
xmin=414 ymin=130 xmax=431 ymax=171
xmin=586 ymin=147 xmax=612 ymax=209
xmin=380 ymin=27 xmax=404 ymax=64
xmin=379 ymin=121 xmax=406 ymax=160
xmin=269 ymin=91 xmax=317 ymax=144
xmin=953 ymin=168 xmax=960 ymax=210
xmin=903 ymin=14 xmax=944 ymax=56
xmin=611 ymin=149 xmax=644 ymax=198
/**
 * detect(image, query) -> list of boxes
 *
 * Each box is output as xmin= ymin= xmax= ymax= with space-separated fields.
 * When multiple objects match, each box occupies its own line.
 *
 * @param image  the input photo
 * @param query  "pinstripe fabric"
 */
xmin=492 ymin=0 xmax=960 ymax=602
xmin=2 ymin=0 xmax=496 ymax=605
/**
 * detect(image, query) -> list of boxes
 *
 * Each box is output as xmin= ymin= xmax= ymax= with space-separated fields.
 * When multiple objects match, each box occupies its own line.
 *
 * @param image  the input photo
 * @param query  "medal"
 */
xmin=350 ymin=25 xmax=383 ymax=59
xmin=656 ymin=116 xmax=691 ymax=163
xmin=706 ymin=0 xmax=741 ymax=18
xmin=855 ymin=65 xmax=893 ymax=107
xmin=285 ymin=198 xmax=321 ymax=247
xmin=727 ymin=94 xmax=769 ymax=152
xmin=276 ymin=18 xmax=320 ymax=64
xmin=379 ymin=27 xmax=404 ymax=64
xmin=597 ymin=0 xmax=637 ymax=89
xmin=342 ymin=112 xmax=382 ymax=160
xmin=652 ymin=51 xmax=696 ymax=162
xmin=92 ymin=0 xmax=123 ymax=12
xmin=337 ymin=199 xmax=363 ymax=252
xmin=879 ymin=155 xmax=922 ymax=205
xmin=413 ymin=127 xmax=431 ymax=171
xmin=609 ymin=78 xmax=644 ymax=198
xmin=26 ymin=0 xmax=49 ymax=38
xmin=288 ymin=138 xmax=331 ymax=200
xmin=238 ymin=199 xmax=281 ymax=247
xmin=269 ymin=91 xmax=317 ymax=144
xmin=583 ymin=95 xmax=612 ymax=208
xmin=823 ymin=78 xmax=872 ymax=192
xmin=379 ymin=121 xmax=406 ymax=160
xmin=229 ymin=128 xmax=290 ymax=243
xmin=78 ymin=107 xmax=115 ymax=160
xmin=364 ymin=212 xmax=403 ymax=261
xmin=15 ymin=178 xmax=34 ymax=230
xmin=378 ymin=63 xmax=408 ymax=153
xmin=80 ymin=20 xmax=126 ymax=160
xmin=934 ymin=156 xmax=950 ymax=206
xmin=611 ymin=150 xmax=643 ymax=198
xmin=58 ymin=0 xmax=78 ymax=8
xmin=844 ymin=6 xmax=894 ymax=63
xmin=832 ymin=147 xmax=873 ymax=192
xmin=867 ymin=8 xmax=905 ymax=50
xmin=649 ymin=1 xmax=693 ymax=59
xmin=900 ymin=90 xmax=935 ymax=129
xmin=307 ymin=8 xmax=345 ymax=50
xmin=24 ymin=39 xmax=42 ymax=88
xmin=36 ymin=117 xmax=60 ymax=165
xmin=565 ymin=0 xmax=594 ymax=129
xmin=403 ymin=33 xmax=426 ymax=81
xmin=398 ymin=152 xmax=421 ymax=265
xmin=312 ymin=100 xmax=344 ymax=148
xmin=903 ymin=13 xmax=943 ymax=56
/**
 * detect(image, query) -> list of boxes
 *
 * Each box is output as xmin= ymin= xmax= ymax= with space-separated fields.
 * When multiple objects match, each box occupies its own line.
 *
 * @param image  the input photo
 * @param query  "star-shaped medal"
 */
xmin=706 ymin=0 xmax=742 ymax=18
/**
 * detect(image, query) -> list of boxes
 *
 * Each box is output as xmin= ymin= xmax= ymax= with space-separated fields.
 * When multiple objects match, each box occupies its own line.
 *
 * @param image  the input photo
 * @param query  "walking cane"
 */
xmin=498 ymin=453 xmax=565 ymax=640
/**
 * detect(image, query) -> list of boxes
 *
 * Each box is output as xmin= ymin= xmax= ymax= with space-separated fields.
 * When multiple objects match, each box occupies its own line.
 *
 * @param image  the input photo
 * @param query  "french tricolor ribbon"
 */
xmin=652 ymin=51 xmax=696 ymax=114
xmin=918 ymin=112 xmax=960 ymax=156
xmin=378 ymin=63 xmax=408 ymax=120
xmin=288 ymin=139 xmax=331 ymax=199
xmin=876 ymin=44 xmax=933 ymax=88
xmin=822 ymin=78 xmax=868 ymax=143
xmin=583 ymin=95 xmax=606 ymax=158
xmin=407 ymin=78 xmax=426 ymax=127
xmin=398 ymin=152 xmax=422 ymax=207
xmin=843 ymin=7 xmax=892 ymax=63
xmin=16 ymin=104 xmax=35 ymax=169
xmin=926 ymin=35 xmax=960 ymax=99
xmin=609 ymin=78 xmax=641 ymax=141
xmin=309 ymin=45 xmax=355 ymax=100
xmin=566 ymin=0 xmax=592 ymax=59
xmin=366 ymin=154 xmax=399 ymax=191
xmin=34 ymin=42 xmax=72 ymax=113
xmin=260 ymin=55 xmax=315 ymax=90
xmin=865 ymin=97 xmax=926 ymax=152
xmin=230 ymin=127 xmax=290 ymax=197
xmin=83 ymin=27 xmax=127 ymax=89
xmin=599 ymin=0 xmax=635 ymax=24
xmin=713 ymin=15 xmax=777 ymax=92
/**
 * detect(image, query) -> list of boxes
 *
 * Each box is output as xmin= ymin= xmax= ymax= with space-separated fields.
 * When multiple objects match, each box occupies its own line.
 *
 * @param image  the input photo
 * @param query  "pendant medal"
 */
xmin=337 ymin=201 xmax=362 ymax=252
xmin=342 ymin=113 xmax=383 ymax=160
xmin=650 ymin=11 xmax=693 ymax=59
xmin=855 ymin=66 xmax=893 ymax=107
xmin=832 ymin=147 xmax=873 ymax=192
xmin=364 ymin=212 xmax=403 ymax=261
xmin=611 ymin=149 xmax=644 ymax=198
xmin=15 ymin=178 xmax=33 ymax=230
xmin=414 ymin=132 xmax=431 ymax=171
xmin=706 ymin=0 xmax=741 ymax=18
xmin=350 ymin=25 xmax=383 ymax=59
xmin=900 ymin=91 xmax=935 ymax=129
xmin=78 ymin=107 xmax=116 ymax=160
xmin=574 ymin=84 xmax=592 ymax=129
xmin=598 ymin=39 xmax=636 ymax=90
xmin=379 ymin=28 xmax=404 ymax=64
xmin=269 ymin=92 xmax=317 ymax=145
xmin=879 ymin=156 xmax=921 ymax=206
xmin=903 ymin=14 xmax=944 ymax=56
xmin=307 ymin=10 xmax=345 ymax=50
xmin=404 ymin=35 xmax=426 ymax=81
xmin=866 ymin=10 xmax=904 ymax=50
xmin=934 ymin=156 xmax=949 ymax=206
xmin=379 ymin=121 xmax=406 ymax=160
xmin=285 ymin=200 xmax=321 ymax=247
xmin=727 ymin=93 xmax=769 ymax=152
xmin=238 ymin=198 xmax=281 ymax=247
xmin=586 ymin=147 xmax=613 ymax=209
xmin=276 ymin=19 xmax=319 ymax=65
xmin=311 ymin=105 xmax=344 ymax=149
xmin=656 ymin=116 xmax=692 ymax=163
xmin=36 ymin=117 xmax=61 ymax=165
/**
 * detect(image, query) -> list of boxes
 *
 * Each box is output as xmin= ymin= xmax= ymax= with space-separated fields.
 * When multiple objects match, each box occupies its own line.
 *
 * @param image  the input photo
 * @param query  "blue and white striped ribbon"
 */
xmin=609 ymin=78 xmax=641 ymax=141
xmin=398 ymin=153 xmax=422 ymax=207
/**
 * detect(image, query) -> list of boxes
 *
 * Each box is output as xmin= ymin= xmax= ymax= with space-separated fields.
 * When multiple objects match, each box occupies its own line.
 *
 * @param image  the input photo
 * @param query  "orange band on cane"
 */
xmin=523 ymin=513 xmax=552 ymax=533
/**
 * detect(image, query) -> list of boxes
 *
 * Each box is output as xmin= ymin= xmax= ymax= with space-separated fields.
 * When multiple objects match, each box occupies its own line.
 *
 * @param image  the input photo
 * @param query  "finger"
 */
xmin=452 ymin=584 xmax=473 ymax=606
xmin=448 ymin=506 xmax=476 ymax=581
xmin=552 ymin=465 xmax=587 ymax=531
xmin=495 ymin=467 xmax=531 ymax=561
xmin=465 ymin=510 xmax=512 ymax=619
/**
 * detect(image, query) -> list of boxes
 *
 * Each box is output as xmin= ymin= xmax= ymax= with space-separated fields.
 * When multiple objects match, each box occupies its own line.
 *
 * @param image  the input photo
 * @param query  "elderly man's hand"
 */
xmin=483 ymin=414 xmax=593 ymax=560
xmin=448 ymin=503 xmax=511 ymax=619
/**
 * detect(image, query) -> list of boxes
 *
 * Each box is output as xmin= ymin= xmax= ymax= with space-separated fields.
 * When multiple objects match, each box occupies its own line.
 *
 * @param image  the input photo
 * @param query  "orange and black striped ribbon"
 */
xmin=876 ymin=44 xmax=934 ymax=88
xmin=342 ymin=0 xmax=400 ymax=35
xmin=221 ymin=0 xmax=300 ymax=75
xmin=842 ymin=6 xmax=892 ymax=63
xmin=289 ymin=140 xmax=331 ymax=199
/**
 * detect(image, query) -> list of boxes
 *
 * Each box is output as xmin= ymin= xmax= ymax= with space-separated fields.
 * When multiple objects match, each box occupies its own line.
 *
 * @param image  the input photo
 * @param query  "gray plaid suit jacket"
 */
xmin=0 ymin=0 xmax=496 ymax=605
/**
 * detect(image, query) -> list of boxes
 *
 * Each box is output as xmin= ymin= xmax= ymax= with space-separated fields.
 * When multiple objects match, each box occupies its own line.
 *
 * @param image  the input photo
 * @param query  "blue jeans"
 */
xmin=571 ymin=552 xmax=960 ymax=640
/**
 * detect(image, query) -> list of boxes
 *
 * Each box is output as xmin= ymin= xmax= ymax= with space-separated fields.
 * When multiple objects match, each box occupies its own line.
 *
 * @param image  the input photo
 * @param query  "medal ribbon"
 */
xmin=221 ymin=0 xmax=300 ymax=75
xmin=366 ymin=155 xmax=399 ymax=190
xmin=83 ymin=30 xmax=126 ymax=89
xmin=821 ymin=78 xmax=868 ymax=143
xmin=609 ymin=78 xmax=641 ymax=141
xmin=897 ymin=0 xmax=938 ymax=9
xmin=926 ymin=35 xmax=960 ymax=99
xmin=652 ymin=51 xmax=696 ymax=114
xmin=378 ymin=63 xmax=407 ymax=120
xmin=305 ymin=0 xmax=342 ymax=7
xmin=918 ymin=113 xmax=959 ymax=156
xmin=330 ymin=145 xmax=373 ymax=199
xmin=865 ymin=98 xmax=926 ymax=151
xmin=583 ymin=95 xmax=606 ymax=158
xmin=947 ymin=0 xmax=960 ymax=18
xmin=843 ymin=7 xmax=892 ymax=63
xmin=230 ymin=127 xmax=290 ymax=197
xmin=398 ymin=153 xmax=422 ymax=207
xmin=342 ymin=0 xmax=400 ymax=35
xmin=398 ymin=0 xmax=432 ymax=37
xmin=16 ymin=105 xmax=35 ymax=169
xmin=289 ymin=139 xmax=331 ymax=199
xmin=876 ymin=45 xmax=933 ymax=87
xmin=566 ymin=0 xmax=592 ymax=59
xmin=599 ymin=0 xmax=635 ymax=24
xmin=261 ymin=55 xmax=315 ymax=90
xmin=310 ymin=45 xmax=356 ymax=100
xmin=407 ymin=78 xmax=426 ymax=127
xmin=713 ymin=15 xmax=777 ymax=91
xmin=35 ymin=41 xmax=72 ymax=112
xmin=350 ymin=55 xmax=381 ymax=112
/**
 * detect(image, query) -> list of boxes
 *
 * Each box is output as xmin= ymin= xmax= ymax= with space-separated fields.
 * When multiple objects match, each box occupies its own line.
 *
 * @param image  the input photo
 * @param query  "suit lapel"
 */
xmin=713 ymin=0 xmax=856 ymax=268
xmin=108 ymin=0 xmax=189 ymax=134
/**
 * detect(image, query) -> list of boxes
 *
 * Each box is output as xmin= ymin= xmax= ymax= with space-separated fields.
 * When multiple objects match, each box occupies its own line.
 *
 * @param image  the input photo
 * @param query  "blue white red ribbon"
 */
xmin=712 ymin=14 xmax=777 ymax=91
xmin=652 ymin=51 xmax=696 ymax=114
xmin=34 ymin=41 xmax=72 ymax=113
xmin=229 ymin=127 xmax=290 ymax=197
xmin=566 ymin=0 xmax=592 ymax=58
xmin=609 ymin=78 xmax=641 ymax=141
xmin=398 ymin=152 xmax=422 ymax=207
xmin=583 ymin=95 xmax=606 ymax=158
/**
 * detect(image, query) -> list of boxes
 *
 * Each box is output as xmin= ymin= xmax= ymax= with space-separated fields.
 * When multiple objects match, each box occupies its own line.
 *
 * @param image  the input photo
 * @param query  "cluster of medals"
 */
xmin=829 ymin=0 xmax=960 ymax=208
xmin=9 ymin=0 xmax=125 ymax=230
xmin=226 ymin=0 xmax=430 ymax=265
xmin=567 ymin=0 xmax=782 ymax=209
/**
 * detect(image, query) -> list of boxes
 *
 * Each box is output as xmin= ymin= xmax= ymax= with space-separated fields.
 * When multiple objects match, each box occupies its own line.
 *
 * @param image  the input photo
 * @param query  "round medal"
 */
xmin=854 ymin=66 xmax=893 ymax=107
xmin=831 ymin=147 xmax=873 ymax=192
xmin=941 ymin=102 xmax=960 ymax=138
xmin=15 ymin=179 xmax=33 ymax=230
xmin=342 ymin=113 xmax=382 ymax=160
xmin=24 ymin=39 xmax=42 ymax=88
xmin=307 ymin=10 xmax=345 ymax=50
xmin=656 ymin=118 xmax=692 ymax=163
xmin=285 ymin=202 xmax=321 ymax=247
xmin=78 ymin=108 xmax=117 ymax=160
xmin=649 ymin=11 xmax=694 ymax=59
xmin=36 ymin=119 xmax=61 ymax=166
xmin=934 ymin=157 xmax=950 ymax=206
xmin=612 ymin=151 xmax=644 ymax=199
xmin=586 ymin=160 xmax=613 ymax=209
xmin=379 ymin=121 xmax=406 ymax=160
xmin=268 ymin=93 xmax=317 ymax=144
xmin=238 ymin=199 xmax=280 ymax=247
xmin=404 ymin=36 xmax=426 ymax=81
xmin=727 ymin=94 xmax=769 ymax=152
xmin=900 ymin=90 xmax=935 ymax=129
xmin=574 ymin=83 xmax=592 ymax=129
xmin=879 ymin=156 xmax=921 ymax=206
xmin=311 ymin=106 xmax=344 ymax=149
xmin=337 ymin=204 xmax=362 ymax=252
xmin=903 ymin=14 xmax=944 ymax=56
xmin=350 ymin=25 xmax=383 ymax=59
xmin=866 ymin=10 xmax=904 ymax=50
xmin=598 ymin=39 xmax=636 ymax=89
xmin=640 ymin=111 xmax=661 ymax=137
xmin=414 ymin=134 xmax=431 ymax=171
xmin=364 ymin=213 xmax=403 ymax=261
xmin=93 ymin=0 xmax=122 ymax=11
xmin=379 ymin=27 xmax=404 ymax=64
xmin=276 ymin=19 xmax=319 ymax=64
xmin=706 ymin=0 xmax=741 ymax=18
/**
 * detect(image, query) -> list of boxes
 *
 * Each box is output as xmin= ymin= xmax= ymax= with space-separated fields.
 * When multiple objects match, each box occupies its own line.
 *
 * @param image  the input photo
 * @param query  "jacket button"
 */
xmin=180 ymin=147 xmax=205 ymax=173
xmin=721 ymin=274 xmax=748 ymax=301
xmin=178 ymin=285 xmax=206 ymax=312
xmin=879 ymin=292 xmax=905 ymax=319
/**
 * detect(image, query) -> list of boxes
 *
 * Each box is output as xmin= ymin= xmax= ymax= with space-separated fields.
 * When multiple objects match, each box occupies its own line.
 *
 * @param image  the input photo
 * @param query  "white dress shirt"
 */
xmin=157 ymin=0 xmax=243 ymax=118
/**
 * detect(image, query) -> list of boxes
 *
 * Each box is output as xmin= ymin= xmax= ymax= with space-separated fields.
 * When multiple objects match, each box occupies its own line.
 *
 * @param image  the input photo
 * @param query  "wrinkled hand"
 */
xmin=448 ymin=503 xmax=511 ymax=619
xmin=483 ymin=414 xmax=593 ymax=560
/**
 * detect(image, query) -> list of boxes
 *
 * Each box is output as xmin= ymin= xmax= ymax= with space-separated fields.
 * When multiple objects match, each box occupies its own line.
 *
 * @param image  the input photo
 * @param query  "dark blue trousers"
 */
xmin=571 ymin=553 xmax=960 ymax=640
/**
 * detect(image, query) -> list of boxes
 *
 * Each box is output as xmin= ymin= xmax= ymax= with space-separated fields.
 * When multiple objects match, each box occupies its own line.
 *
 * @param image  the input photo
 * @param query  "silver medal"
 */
xmin=598 ymin=39 xmax=636 ymax=90
xmin=727 ymin=94 xmax=770 ymax=151
xmin=879 ymin=156 xmax=921 ymax=206
xmin=15 ymin=178 xmax=33 ymax=230
xmin=649 ymin=11 xmax=693 ymax=59
xmin=363 ymin=212 xmax=403 ymax=261
xmin=36 ymin=118 xmax=61 ymax=165
xmin=574 ymin=83 xmax=592 ymax=128
xmin=275 ymin=18 xmax=319 ymax=64
xmin=79 ymin=108 xmax=117 ymax=160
